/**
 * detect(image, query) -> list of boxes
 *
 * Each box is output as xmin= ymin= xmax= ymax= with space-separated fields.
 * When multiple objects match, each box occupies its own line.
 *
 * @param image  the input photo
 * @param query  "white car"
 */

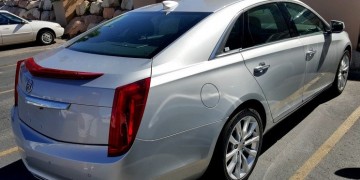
xmin=0 ymin=10 xmax=64 ymax=46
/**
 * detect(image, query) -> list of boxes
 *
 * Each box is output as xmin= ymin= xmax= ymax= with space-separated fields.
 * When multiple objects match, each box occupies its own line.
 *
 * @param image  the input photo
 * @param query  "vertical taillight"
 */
xmin=108 ymin=78 xmax=151 ymax=157
xmin=14 ymin=60 xmax=25 ymax=106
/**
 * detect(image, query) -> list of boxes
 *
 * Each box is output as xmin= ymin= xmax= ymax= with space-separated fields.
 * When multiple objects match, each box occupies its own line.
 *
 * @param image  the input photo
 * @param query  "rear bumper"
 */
xmin=11 ymin=106 xmax=220 ymax=180
xmin=11 ymin=107 xmax=124 ymax=180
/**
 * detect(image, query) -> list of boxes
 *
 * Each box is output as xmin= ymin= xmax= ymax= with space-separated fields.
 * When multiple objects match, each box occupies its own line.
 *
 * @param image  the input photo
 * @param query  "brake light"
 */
xmin=24 ymin=58 xmax=103 ymax=79
xmin=108 ymin=78 xmax=151 ymax=157
xmin=14 ymin=60 xmax=25 ymax=106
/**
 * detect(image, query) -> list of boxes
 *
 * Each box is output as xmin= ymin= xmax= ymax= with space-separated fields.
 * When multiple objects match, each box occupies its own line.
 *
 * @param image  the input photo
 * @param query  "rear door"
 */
xmin=281 ymin=2 xmax=332 ymax=101
xmin=241 ymin=3 xmax=306 ymax=121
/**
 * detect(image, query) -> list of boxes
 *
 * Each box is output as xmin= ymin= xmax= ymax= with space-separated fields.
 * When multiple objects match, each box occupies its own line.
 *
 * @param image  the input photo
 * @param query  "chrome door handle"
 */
xmin=26 ymin=96 xmax=70 ymax=110
xmin=306 ymin=50 xmax=317 ymax=61
xmin=254 ymin=62 xmax=270 ymax=74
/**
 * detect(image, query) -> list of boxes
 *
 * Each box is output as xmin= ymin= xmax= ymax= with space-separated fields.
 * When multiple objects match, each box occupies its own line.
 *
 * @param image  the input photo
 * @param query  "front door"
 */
xmin=241 ymin=3 xmax=306 ymax=121
xmin=282 ymin=2 xmax=331 ymax=101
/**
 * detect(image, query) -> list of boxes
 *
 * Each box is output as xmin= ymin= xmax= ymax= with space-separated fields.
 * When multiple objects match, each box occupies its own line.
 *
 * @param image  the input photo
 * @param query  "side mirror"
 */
xmin=21 ymin=20 xmax=28 ymax=24
xmin=331 ymin=20 xmax=345 ymax=33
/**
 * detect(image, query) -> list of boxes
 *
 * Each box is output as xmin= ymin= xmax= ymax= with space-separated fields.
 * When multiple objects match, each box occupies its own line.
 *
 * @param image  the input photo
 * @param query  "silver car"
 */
xmin=11 ymin=0 xmax=351 ymax=179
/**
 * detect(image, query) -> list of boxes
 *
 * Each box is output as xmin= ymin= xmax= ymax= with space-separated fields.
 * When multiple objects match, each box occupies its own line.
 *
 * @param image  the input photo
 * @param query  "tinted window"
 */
xmin=243 ymin=3 xmax=291 ymax=48
xmin=0 ymin=14 xmax=8 ymax=25
xmin=222 ymin=15 xmax=244 ymax=53
xmin=68 ymin=12 xmax=210 ymax=58
xmin=1 ymin=13 xmax=22 ymax=24
xmin=284 ymin=3 xmax=325 ymax=35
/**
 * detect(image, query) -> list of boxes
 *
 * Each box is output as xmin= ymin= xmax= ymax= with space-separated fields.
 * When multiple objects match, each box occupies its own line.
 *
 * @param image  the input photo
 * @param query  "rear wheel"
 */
xmin=207 ymin=109 xmax=263 ymax=180
xmin=37 ymin=30 xmax=55 ymax=45
xmin=331 ymin=51 xmax=350 ymax=95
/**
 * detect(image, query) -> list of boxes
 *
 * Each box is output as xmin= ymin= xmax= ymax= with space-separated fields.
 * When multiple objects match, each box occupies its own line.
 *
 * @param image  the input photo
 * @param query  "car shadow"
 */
xmin=334 ymin=168 xmax=360 ymax=179
xmin=0 ymin=42 xmax=41 ymax=51
xmin=349 ymin=71 xmax=360 ymax=81
xmin=0 ymin=160 xmax=36 ymax=180
xmin=0 ymin=40 xmax=59 ymax=52
xmin=261 ymin=88 xmax=337 ymax=154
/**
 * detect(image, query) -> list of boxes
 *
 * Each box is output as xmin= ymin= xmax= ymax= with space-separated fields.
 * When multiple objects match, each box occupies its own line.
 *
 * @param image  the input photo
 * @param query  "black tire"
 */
xmin=205 ymin=109 xmax=263 ymax=180
xmin=331 ymin=50 xmax=350 ymax=95
xmin=37 ymin=30 xmax=55 ymax=45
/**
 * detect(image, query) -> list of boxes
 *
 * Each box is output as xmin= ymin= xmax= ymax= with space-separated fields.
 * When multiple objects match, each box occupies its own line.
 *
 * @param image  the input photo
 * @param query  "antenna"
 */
xmin=162 ymin=1 xmax=179 ymax=11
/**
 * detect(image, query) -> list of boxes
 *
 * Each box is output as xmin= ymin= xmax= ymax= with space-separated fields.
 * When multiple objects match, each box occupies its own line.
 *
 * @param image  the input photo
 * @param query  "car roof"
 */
xmin=134 ymin=0 xmax=301 ymax=13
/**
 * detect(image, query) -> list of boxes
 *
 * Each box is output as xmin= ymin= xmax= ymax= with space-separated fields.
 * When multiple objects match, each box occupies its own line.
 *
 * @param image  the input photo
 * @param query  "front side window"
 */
xmin=2 ymin=13 xmax=22 ymax=24
xmin=243 ymin=3 xmax=291 ymax=48
xmin=283 ymin=3 xmax=326 ymax=36
xmin=0 ymin=14 xmax=8 ymax=25
xmin=68 ymin=12 xmax=210 ymax=59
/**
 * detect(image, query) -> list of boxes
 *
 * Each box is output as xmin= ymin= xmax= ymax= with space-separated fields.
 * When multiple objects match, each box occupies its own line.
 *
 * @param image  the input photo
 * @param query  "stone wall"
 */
xmin=0 ymin=0 xmax=55 ymax=21
xmin=0 ymin=0 xmax=162 ymax=38
xmin=64 ymin=0 xmax=133 ymax=38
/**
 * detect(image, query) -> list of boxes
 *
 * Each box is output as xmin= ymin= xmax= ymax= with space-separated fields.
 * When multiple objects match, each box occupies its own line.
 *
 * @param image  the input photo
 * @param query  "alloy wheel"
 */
xmin=225 ymin=115 xmax=260 ymax=179
xmin=337 ymin=54 xmax=350 ymax=92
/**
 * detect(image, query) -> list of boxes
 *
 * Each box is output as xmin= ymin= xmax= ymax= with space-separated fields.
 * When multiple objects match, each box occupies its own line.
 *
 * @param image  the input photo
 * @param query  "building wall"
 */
xmin=301 ymin=0 xmax=360 ymax=50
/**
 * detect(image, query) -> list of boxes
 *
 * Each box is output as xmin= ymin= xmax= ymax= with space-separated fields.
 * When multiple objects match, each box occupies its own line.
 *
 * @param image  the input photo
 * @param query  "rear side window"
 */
xmin=243 ymin=3 xmax=291 ymax=48
xmin=283 ymin=3 xmax=326 ymax=35
xmin=67 ymin=12 xmax=210 ymax=58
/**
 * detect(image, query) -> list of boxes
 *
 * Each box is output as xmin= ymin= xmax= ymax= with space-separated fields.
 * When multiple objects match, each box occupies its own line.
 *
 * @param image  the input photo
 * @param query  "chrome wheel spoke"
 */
xmin=235 ymin=123 xmax=242 ymax=138
xmin=245 ymin=136 xmax=259 ymax=146
xmin=229 ymin=134 xmax=239 ymax=145
xmin=226 ymin=149 xmax=238 ymax=162
xmin=243 ymin=147 xmax=257 ymax=157
xmin=244 ymin=122 xmax=257 ymax=140
xmin=227 ymin=152 xmax=238 ymax=174
xmin=241 ymin=153 xmax=250 ymax=172
xmin=242 ymin=117 xmax=250 ymax=137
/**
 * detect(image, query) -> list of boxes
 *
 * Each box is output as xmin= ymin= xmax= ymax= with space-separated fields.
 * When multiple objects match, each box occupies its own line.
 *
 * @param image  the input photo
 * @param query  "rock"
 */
xmin=25 ymin=1 xmax=39 ymax=10
xmin=113 ymin=9 xmax=122 ymax=17
xmin=121 ymin=0 xmax=133 ymax=10
xmin=65 ymin=16 xmax=86 ymax=38
xmin=76 ymin=0 xmax=90 ymax=16
xmin=23 ymin=8 xmax=40 ymax=20
xmin=5 ymin=0 xmax=19 ymax=7
xmin=18 ymin=8 xmax=27 ymax=18
xmin=87 ymin=23 xmax=97 ymax=30
xmin=101 ymin=0 xmax=114 ymax=8
xmin=18 ymin=0 xmax=29 ymax=9
xmin=83 ymin=15 xmax=103 ymax=27
xmin=64 ymin=0 xmax=83 ymax=25
xmin=41 ymin=10 xmax=55 ymax=21
xmin=90 ymin=0 xmax=103 ymax=15
xmin=13 ymin=7 xmax=24 ymax=16
xmin=41 ymin=0 xmax=53 ymax=10
xmin=102 ymin=7 xmax=114 ymax=19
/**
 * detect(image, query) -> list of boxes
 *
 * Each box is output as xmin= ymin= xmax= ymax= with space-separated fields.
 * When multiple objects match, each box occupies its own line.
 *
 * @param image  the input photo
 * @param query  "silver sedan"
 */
xmin=11 ymin=0 xmax=351 ymax=179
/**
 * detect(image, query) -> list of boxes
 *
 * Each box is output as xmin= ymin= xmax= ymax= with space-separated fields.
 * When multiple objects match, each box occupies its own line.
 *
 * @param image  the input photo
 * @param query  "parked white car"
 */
xmin=0 ymin=10 xmax=64 ymax=46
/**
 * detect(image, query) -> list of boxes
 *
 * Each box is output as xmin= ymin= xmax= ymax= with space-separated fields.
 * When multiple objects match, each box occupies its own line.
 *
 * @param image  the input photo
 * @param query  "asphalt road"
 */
xmin=0 ymin=42 xmax=359 ymax=180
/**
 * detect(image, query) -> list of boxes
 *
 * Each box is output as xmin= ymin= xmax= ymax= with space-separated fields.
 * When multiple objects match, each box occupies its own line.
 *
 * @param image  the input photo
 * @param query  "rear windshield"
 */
xmin=67 ymin=12 xmax=210 ymax=59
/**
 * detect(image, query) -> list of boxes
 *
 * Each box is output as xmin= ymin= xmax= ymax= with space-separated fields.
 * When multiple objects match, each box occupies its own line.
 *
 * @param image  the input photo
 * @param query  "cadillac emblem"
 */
xmin=25 ymin=79 xmax=33 ymax=94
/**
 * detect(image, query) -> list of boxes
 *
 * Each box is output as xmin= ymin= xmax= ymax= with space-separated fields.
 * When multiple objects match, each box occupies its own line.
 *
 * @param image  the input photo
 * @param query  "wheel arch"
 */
xmin=345 ymin=45 xmax=352 ymax=61
xmin=229 ymin=99 xmax=267 ymax=131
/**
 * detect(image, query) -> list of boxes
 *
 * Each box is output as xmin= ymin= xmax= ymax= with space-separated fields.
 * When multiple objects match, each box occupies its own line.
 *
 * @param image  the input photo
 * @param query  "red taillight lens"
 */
xmin=24 ymin=58 xmax=103 ymax=79
xmin=108 ymin=78 xmax=151 ymax=157
xmin=14 ymin=60 xmax=25 ymax=106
